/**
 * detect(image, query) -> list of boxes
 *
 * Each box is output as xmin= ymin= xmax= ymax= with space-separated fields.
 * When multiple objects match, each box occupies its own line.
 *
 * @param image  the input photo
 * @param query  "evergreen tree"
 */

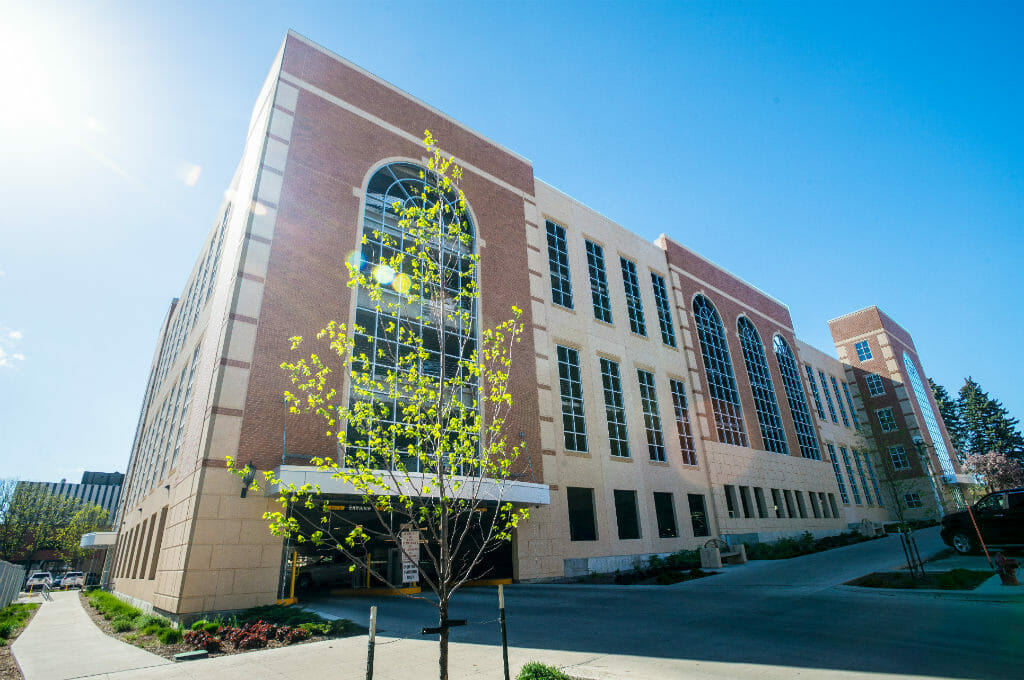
xmin=929 ymin=378 xmax=964 ymax=454
xmin=957 ymin=378 xmax=1024 ymax=459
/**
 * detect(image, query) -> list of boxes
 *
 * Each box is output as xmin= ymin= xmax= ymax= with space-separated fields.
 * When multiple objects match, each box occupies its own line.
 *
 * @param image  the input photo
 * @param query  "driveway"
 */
xmin=307 ymin=527 xmax=1024 ymax=679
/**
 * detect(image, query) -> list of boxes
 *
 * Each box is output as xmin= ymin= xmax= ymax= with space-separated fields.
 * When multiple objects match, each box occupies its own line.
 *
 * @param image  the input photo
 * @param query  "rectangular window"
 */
xmin=855 ymin=340 xmax=873 ymax=361
xmin=795 ymin=491 xmax=808 ymax=518
xmin=669 ymin=379 xmax=697 ymax=466
xmin=853 ymin=449 xmax=873 ymax=505
xmin=599 ymin=358 xmax=629 ymax=458
xmin=771 ymin=488 xmax=786 ymax=518
xmin=620 ymin=257 xmax=647 ymax=336
xmin=545 ymin=220 xmax=573 ymax=308
xmin=876 ymin=407 xmax=898 ymax=432
xmin=637 ymin=370 xmax=666 ymax=461
xmin=148 ymin=506 xmax=168 ymax=580
xmin=688 ymin=494 xmax=710 ymax=536
xmin=783 ymin=490 xmax=797 ymax=518
xmin=804 ymin=364 xmax=826 ymax=419
xmin=754 ymin=487 xmax=769 ymax=519
xmin=724 ymin=485 xmax=739 ymax=518
xmin=567 ymin=487 xmax=597 ymax=541
xmin=827 ymin=493 xmax=839 ymax=517
xmin=614 ymin=489 xmax=641 ymax=539
xmin=818 ymin=492 xmax=831 ymax=518
xmin=650 ymin=272 xmax=676 ymax=347
xmin=826 ymin=443 xmax=850 ymax=504
xmin=584 ymin=240 xmax=612 ymax=323
xmin=831 ymin=376 xmax=850 ymax=427
xmin=865 ymin=373 xmax=885 ymax=397
xmin=889 ymin=445 xmax=910 ymax=471
xmin=841 ymin=382 xmax=861 ymax=428
xmin=840 ymin=446 xmax=862 ymax=504
xmin=556 ymin=345 xmax=587 ymax=451
xmin=819 ymin=370 xmax=839 ymax=423
xmin=739 ymin=486 xmax=753 ymax=519
xmin=809 ymin=492 xmax=821 ymax=518
xmin=904 ymin=492 xmax=922 ymax=509
xmin=654 ymin=492 xmax=678 ymax=538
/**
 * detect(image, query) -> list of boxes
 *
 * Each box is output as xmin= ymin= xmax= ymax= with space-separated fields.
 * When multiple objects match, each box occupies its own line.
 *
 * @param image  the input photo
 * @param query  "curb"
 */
xmin=832 ymin=583 xmax=1024 ymax=603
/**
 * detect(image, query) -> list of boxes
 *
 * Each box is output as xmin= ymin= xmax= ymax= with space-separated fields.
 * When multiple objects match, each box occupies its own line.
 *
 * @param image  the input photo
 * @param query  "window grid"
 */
xmin=905 ymin=493 xmax=922 ymax=509
xmin=840 ymin=446 xmax=862 ymax=504
xmin=865 ymin=454 xmax=884 ymax=507
xmin=889 ymin=445 xmax=910 ymax=471
xmin=738 ymin=319 xmax=788 ymax=454
xmin=620 ymin=258 xmax=647 ymax=336
xmin=693 ymin=296 xmax=748 ymax=446
xmin=819 ymin=371 xmax=838 ymax=423
xmin=804 ymin=364 xmax=827 ymax=419
xmin=669 ymin=379 xmax=698 ymax=466
xmin=903 ymin=352 xmax=956 ymax=476
xmin=841 ymin=382 xmax=861 ymax=428
xmin=865 ymin=373 xmax=886 ymax=397
xmin=823 ymin=444 xmax=847 ymax=501
xmin=584 ymin=240 xmax=612 ymax=323
xmin=774 ymin=336 xmax=821 ymax=459
xmin=830 ymin=376 xmax=851 ymax=427
xmin=855 ymin=340 xmax=873 ymax=361
xmin=853 ymin=449 xmax=873 ymax=505
xmin=545 ymin=220 xmax=573 ymax=308
xmin=557 ymin=346 xmax=587 ymax=451
xmin=637 ymin=370 xmax=666 ymax=461
xmin=650 ymin=272 xmax=676 ymax=347
xmin=876 ymin=407 xmax=898 ymax=432
xmin=599 ymin=358 xmax=629 ymax=458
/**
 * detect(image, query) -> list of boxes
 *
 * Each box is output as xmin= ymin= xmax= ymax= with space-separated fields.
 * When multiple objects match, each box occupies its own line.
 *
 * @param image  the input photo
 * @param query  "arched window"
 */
xmin=350 ymin=162 xmax=478 ymax=471
xmin=902 ymin=352 xmax=956 ymax=476
xmin=692 ymin=296 xmax=747 ymax=446
xmin=737 ymin=318 xmax=787 ymax=454
xmin=772 ymin=335 xmax=822 ymax=460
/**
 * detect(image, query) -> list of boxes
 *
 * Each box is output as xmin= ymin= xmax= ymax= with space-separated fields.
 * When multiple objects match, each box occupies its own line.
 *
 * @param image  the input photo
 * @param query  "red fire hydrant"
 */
xmin=993 ymin=552 xmax=1020 ymax=586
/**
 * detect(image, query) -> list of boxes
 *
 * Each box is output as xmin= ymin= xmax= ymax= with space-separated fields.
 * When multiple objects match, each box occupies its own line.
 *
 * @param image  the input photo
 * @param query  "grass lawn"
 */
xmin=847 ymin=569 xmax=994 ymax=590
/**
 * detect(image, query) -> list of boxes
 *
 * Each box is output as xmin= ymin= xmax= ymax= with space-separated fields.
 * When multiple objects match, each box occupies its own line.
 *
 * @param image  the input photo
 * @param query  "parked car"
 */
xmin=295 ymin=554 xmax=353 ymax=591
xmin=941 ymin=487 xmax=1024 ymax=554
xmin=60 ymin=572 xmax=85 ymax=588
xmin=25 ymin=572 xmax=52 ymax=590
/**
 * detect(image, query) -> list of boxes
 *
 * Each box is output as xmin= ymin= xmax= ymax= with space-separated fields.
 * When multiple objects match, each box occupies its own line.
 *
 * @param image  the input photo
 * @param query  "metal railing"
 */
xmin=0 ymin=560 xmax=27 ymax=608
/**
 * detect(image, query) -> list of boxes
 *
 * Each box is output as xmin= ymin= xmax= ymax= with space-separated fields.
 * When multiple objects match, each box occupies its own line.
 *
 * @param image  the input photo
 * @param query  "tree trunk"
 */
xmin=438 ymin=599 xmax=449 ymax=680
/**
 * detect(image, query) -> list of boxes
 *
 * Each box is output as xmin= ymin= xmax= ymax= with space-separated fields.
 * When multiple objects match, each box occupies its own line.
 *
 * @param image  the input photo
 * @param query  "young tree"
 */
xmin=929 ymin=378 xmax=964 ymax=455
xmin=958 ymin=378 xmax=1024 ymax=458
xmin=231 ymin=132 xmax=529 ymax=680
xmin=0 ymin=480 xmax=110 ymax=565
xmin=964 ymin=452 xmax=1024 ymax=492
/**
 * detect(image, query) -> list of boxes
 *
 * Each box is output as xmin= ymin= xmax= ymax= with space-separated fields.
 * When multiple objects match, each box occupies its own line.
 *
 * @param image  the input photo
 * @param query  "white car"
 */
xmin=25 ymin=572 xmax=52 ymax=590
xmin=60 ymin=572 xmax=85 ymax=588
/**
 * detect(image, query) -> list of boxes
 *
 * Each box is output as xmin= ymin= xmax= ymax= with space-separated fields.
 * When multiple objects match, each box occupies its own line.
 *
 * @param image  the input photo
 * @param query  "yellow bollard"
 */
xmin=289 ymin=551 xmax=298 ymax=600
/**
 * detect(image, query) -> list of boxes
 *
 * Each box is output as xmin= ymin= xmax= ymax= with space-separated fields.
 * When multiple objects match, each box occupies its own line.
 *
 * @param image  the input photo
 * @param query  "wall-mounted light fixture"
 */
xmin=241 ymin=461 xmax=256 ymax=498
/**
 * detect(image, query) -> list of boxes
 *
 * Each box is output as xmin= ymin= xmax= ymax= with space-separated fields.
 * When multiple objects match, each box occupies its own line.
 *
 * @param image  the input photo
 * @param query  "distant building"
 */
xmin=18 ymin=471 xmax=123 ymax=518
xmin=110 ymin=31 xmax=968 ymax=618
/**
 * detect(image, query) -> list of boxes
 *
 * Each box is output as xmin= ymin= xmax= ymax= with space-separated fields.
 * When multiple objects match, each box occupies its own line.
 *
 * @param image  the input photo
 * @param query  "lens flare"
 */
xmin=392 ymin=273 xmax=412 ymax=294
xmin=374 ymin=264 xmax=396 ymax=285
xmin=345 ymin=251 xmax=364 ymax=272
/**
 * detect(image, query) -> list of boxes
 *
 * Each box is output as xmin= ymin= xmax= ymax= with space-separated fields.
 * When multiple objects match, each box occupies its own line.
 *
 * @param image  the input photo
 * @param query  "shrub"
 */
xmin=298 ymin=622 xmax=331 ymax=636
xmin=190 ymin=620 xmax=209 ymax=631
xmin=134 ymin=614 xmax=170 ymax=631
xmin=157 ymin=627 xmax=183 ymax=645
xmin=517 ymin=661 xmax=573 ymax=680
xmin=111 ymin=617 xmax=135 ymax=633
xmin=184 ymin=629 xmax=222 ymax=652
xmin=0 ymin=624 xmax=13 ymax=638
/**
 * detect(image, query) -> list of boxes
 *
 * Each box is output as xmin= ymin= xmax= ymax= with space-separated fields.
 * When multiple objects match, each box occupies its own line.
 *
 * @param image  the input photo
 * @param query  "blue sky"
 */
xmin=1 ymin=1 xmax=1021 ymax=482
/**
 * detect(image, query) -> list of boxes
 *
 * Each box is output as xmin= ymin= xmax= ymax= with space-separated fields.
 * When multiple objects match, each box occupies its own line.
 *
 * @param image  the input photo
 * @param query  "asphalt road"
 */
xmin=307 ymin=528 xmax=1024 ymax=679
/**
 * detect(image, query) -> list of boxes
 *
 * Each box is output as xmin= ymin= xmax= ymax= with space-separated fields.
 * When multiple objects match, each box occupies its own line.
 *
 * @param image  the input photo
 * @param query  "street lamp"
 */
xmin=912 ymin=436 xmax=945 ymax=517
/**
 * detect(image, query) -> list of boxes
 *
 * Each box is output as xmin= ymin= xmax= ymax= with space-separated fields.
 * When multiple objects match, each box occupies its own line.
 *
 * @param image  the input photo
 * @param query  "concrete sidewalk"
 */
xmin=11 ymin=591 xmax=171 ymax=680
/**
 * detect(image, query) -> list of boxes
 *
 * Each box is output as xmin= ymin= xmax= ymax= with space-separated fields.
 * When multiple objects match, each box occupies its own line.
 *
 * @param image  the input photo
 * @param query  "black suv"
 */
xmin=941 ymin=487 xmax=1024 ymax=554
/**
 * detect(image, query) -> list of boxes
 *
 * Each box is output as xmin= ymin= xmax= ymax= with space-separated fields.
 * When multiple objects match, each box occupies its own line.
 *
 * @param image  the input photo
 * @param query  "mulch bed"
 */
xmin=847 ymin=569 xmax=994 ymax=590
xmin=0 ymin=600 xmax=42 ymax=680
xmin=78 ymin=593 xmax=335 ymax=661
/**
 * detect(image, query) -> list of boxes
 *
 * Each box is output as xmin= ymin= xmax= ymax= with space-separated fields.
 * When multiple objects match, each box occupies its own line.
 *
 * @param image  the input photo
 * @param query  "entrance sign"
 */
xmin=400 ymin=530 xmax=420 ymax=584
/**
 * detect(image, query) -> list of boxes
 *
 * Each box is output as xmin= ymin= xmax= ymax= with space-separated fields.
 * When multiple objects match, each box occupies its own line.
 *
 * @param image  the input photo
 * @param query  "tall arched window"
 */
xmin=737 ymin=318 xmax=787 ymax=454
xmin=902 ymin=352 xmax=956 ymax=476
xmin=692 ymin=296 xmax=747 ymax=446
xmin=772 ymin=335 xmax=822 ymax=460
xmin=350 ymin=162 xmax=478 ymax=471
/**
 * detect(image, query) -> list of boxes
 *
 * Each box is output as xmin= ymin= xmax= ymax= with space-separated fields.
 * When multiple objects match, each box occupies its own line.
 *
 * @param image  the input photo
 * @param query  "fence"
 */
xmin=0 ymin=560 xmax=27 ymax=609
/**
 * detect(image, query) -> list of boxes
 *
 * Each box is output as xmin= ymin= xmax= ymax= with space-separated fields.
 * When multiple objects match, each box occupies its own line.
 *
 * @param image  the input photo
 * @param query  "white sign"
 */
xmin=400 ymin=530 xmax=420 ymax=584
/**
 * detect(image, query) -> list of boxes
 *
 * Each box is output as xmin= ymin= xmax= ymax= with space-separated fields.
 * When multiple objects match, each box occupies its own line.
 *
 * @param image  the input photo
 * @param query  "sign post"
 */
xmin=400 ymin=528 xmax=420 ymax=585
